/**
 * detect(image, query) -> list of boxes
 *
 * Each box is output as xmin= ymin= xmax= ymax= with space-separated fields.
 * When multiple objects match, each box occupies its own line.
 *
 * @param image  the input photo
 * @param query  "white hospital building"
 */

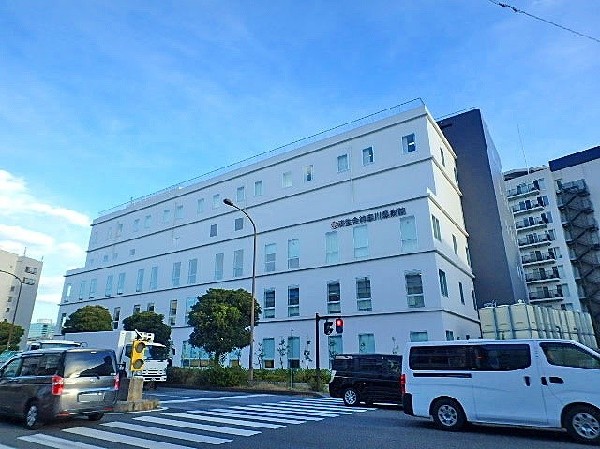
xmin=56 ymin=102 xmax=481 ymax=368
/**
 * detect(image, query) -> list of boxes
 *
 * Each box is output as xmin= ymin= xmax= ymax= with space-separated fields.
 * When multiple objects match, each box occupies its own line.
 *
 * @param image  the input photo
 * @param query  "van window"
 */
xmin=358 ymin=357 xmax=382 ymax=372
xmin=541 ymin=342 xmax=600 ymax=369
xmin=1 ymin=358 xmax=22 ymax=377
xmin=383 ymin=357 xmax=402 ymax=375
xmin=20 ymin=354 xmax=62 ymax=376
xmin=332 ymin=357 xmax=354 ymax=371
xmin=409 ymin=345 xmax=470 ymax=370
xmin=474 ymin=344 xmax=530 ymax=371
xmin=64 ymin=351 xmax=116 ymax=378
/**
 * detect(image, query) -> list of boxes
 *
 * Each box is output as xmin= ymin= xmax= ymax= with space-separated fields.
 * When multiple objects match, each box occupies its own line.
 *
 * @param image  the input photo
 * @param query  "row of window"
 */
xmin=94 ymin=133 xmax=422 ymax=246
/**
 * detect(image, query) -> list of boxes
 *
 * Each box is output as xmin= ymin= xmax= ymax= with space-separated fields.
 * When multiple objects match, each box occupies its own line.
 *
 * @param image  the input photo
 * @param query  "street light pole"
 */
xmin=223 ymin=198 xmax=257 ymax=382
xmin=1 ymin=269 xmax=25 ymax=351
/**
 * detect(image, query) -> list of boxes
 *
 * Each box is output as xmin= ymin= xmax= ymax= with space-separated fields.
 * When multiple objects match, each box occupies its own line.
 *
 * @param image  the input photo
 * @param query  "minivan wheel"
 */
xmin=87 ymin=412 xmax=105 ymax=421
xmin=24 ymin=401 xmax=43 ymax=430
xmin=565 ymin=405 xmax=600 ymax=444
xmin=343 ymin=387 xmax=359 ymax=406
xmin=431 ymin=398 xmax=466 ymax=431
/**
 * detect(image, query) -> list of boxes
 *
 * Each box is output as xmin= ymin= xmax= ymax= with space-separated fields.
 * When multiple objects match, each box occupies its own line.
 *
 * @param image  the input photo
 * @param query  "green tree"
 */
xmin=188 ymin=288 xmax=261 ymax=365
xmin=0 ymin=322 xmax=24 ymax=350
xmin=62 ymin=305 xmax=112 ymax=334
xmin=122 ymin=311 xmax=172 ymax=359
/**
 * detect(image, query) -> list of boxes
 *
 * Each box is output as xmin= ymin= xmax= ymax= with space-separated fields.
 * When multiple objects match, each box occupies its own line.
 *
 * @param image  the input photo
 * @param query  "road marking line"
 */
xmin=19 ymin=433 xmax=107 ymax=449
xmin=64 ymin=426 xmax=202 ymax=448
xmin=227 ymin=405 xmax=324 ymax=421
xmin=0 ymin=444 xmax=18 ymax=449
xmin=193 ymin=409 xmax=305 ymax=424
xmin=133 ymin=415 xmax=260 ymax=436
xmin=102 ymin=421 xmax=233 ymax=444
xmin=270 ymin=402 xmax=355 ymax=414
xmin=245 ymin=404 xmax=339 ymax=417
xmin=160 ymin=393 xmax=271 ymax=404
xmin=163 ymin=412 xmax=281 ymax=429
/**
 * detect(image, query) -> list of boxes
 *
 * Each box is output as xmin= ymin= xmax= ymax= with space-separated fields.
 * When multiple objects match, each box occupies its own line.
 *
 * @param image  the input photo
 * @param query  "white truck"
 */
xmin=55 ymin=330 xmax=170 ymax=384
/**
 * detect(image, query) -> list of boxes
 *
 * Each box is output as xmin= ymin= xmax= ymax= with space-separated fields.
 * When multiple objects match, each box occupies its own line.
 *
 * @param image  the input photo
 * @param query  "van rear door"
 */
xmin=470 ymin=343 xmax=548 ymax=426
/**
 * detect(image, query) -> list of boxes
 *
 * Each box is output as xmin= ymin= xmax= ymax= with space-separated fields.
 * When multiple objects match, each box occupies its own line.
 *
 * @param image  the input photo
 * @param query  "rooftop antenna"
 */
xmin=517 ymin=124 xmax=529 ymax=174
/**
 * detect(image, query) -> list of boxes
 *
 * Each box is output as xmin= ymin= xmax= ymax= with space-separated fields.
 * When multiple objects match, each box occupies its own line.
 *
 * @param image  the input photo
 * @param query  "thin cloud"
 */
xmin=0 ymin=224 xmax=54 ymax=247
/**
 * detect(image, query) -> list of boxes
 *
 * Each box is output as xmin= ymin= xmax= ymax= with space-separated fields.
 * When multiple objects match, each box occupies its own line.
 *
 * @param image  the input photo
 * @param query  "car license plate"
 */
xmin=78 ymin=392 xmax=105 ymax=402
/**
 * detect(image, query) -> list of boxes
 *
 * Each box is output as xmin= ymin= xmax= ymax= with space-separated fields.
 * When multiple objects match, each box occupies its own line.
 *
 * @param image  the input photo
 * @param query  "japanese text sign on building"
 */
xmin=331 ymin=207 xmax=406 ymax=229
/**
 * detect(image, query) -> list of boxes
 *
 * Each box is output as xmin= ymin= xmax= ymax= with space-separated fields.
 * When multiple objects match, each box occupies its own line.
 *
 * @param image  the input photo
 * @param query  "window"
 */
xmin=325 ymin=231 xmax=339 ymax=264
xmin=458 ymin=282 xmax=465 ymax=304
xmin=169 ymin=299 xmax=177 ymax=326
xmin=305 ymin=165 xmax=313 ymax=182
xmin=263 ymin=289 xmax=275 ymax=318
xmin=353 ymin=225 xmax=369 ymax=258
xmin=541 ymin=342 xmax=600 ymax=369
xmin=105 ymin=275 xmax=113 ymax=297
xmin=265 ymin=243 xmax=276 ymax=272
xmin=162 ymin=209 xmax=171 ymax=223
xmin=362 ymin=147 xmax=374 ymax=165
xmin=409 ymin=345 xmax=471 ymax=370
xmin=188 ymin=258 xmax=198 ymax=284
xmin=89 ymin=279 xmax=97 ymax=298
xmin=466 ymin=246 xmax=472 ymax=266
xmin=399 ymin=216 xmax=417 ymax=252
xmin=287 ymin=337 xmax=300 ymax=369
xmin=133 ymin=269 xmax=143 ymax=293
xmin=133 ymin=219 xmax=140 ymax=232
xmin=406 ymin=272 xmax=424 ymax=308
xmin=215 ymin=253 xmax=224 ymax=280
xmin=288 ymin=239 xmax=299 ymax=269
xmin=185 ymin=297 xmax=197 ymax=321
xmin=233 ymin=249 xmax=244 ymax=277
xmin=65 ymin=283 xmax=72 ymax=299
xmin=445 ymin=330 xmax=454 ymax=341
xmin=337 ymin=154 xmax=349 ymax=172
xmin=356 ymin=277 xmax=372 ymax=311
xmin=410 ymin=331 xmax=428 ymax=342
xmin=328 ymin=335 xmax=343 ymax=366
xmin=288 ymin=286 xmax=299 ymax=317
xmin=175 ymin=204 xmax=183 ymax=220
xmin=262 ymin=338 xmax=275 ymax=368
xmin=149 ymin=266 xmax=158 ymax=290
xmin=474 ymin=344 xmax=531 ymax=370
xmin=402 ymin=133 xmax=416 ymax=153
xmin=359 ymin=334 xmax=375 ymax=354
xmin=133 ymin=304 xmax=141 ymax=314
xmin=439 ymin=269 xmax=448 ymax=297
xmin=254 ymin=180 xmax=263 ymax=197
xmin=452 ymin=235 xmax=458 ymax=254
xmin=210 ymin=223 xmax=217 ymax=237
xmin=282 ymin=171 xmax=292 ymax=188
xmin=117 ymin=272 xmax=126 ymax=295
xmin=432 ymin=215 xmax=441 ymax=241
xmin=327 ymin=281 xmax=341 ymax=313
xmin=197 ymin=198 xmax=205 ymax=214
xmin=236 ymin=186 xmax=246 ymax=202
xmin=147 ymin=302 xmax=155 ymax=312
xmin=234 ymin=217 xmax=244 ymax=231
xmin=172 ymin=262 xmax=181 ymax=287
xmin=440 ymin=147 xmax=445 ymax=166
xmin=112 ymin=307 xmax=120 ymax=330
xmin=78 ymin=281 xmax=86 ymax=300
xmin=212 ymin=194 xmax=220 ymax=209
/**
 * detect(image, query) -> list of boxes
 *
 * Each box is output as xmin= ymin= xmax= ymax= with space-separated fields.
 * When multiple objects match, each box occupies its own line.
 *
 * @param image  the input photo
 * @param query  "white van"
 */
xmin=401 ymin=339 xmax=600 ymax=444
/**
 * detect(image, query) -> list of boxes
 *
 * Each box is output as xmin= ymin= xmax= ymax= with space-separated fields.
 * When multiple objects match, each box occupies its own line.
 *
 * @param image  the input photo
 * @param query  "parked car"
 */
xmin=329 ymin=353 xmax=403 ymax=406
xmin=0 ymin=347 xmax=119 ymax=429
xmin=402 ymin=339 xmax=600 ymax=444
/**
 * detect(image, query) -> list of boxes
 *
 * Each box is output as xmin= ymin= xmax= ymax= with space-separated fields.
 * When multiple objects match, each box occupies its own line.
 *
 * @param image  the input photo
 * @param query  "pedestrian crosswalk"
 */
xmin=12 ymin=397 xmax=373 ymax=448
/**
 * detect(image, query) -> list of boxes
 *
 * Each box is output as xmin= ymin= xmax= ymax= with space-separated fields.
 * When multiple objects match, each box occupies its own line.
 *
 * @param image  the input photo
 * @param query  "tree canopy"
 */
xmin=0 ymin=322 xmax=24 ymax=350
xmin=188 ymin=288 xmax=261 ymax=365
xmin=123 ymin=311 xmax=172 ymax=359
xmin=62 ymin=305 xmax=112 ymax=334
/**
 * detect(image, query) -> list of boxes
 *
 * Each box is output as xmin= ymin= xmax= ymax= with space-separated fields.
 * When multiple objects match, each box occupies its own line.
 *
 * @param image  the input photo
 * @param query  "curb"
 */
xmin=113 ymin=398 xmax=160 ymax=412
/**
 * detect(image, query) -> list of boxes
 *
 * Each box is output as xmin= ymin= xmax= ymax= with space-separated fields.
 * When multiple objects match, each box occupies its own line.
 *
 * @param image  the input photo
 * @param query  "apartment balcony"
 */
xmin=506 ymin=183 xmax=540 ymax=199
xmin=515 ymin=216 xmax=548 ymax=232
xmin=512 ymin=202 xmax=545 ymax=216
xmin=521 ymin=252 xmax=556 ymax=266
xmin=529 ymin=288 xmax=564 ymax=302
xmin=525 ymin=269 xmax=560 ymax=283
xmin=518 ymin=233 xmax=553 ymax=248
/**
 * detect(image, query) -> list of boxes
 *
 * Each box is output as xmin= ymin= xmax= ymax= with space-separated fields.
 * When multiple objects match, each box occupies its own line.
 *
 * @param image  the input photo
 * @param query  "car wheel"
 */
xmin=87 ymin=412 xmax=105 ymax=421
xmin=565 ymin=405 xmax=600 ymax=444
xmin=24 ymin=401 xmax=43 ymax=430
xmin=343 ymin=387 xmax=359 ymax=406
xmin=431 ymin=398 xmax=466 ymax=431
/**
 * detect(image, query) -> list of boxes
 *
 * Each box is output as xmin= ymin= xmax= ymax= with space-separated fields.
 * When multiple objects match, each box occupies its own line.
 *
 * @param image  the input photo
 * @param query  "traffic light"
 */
xmin=130 ymin=339 xmax=146 ymax=371
xmin=323 ymin=321 xmax=334 ymax=335
xmin=335 ymin=318 xmax=344 ymax=334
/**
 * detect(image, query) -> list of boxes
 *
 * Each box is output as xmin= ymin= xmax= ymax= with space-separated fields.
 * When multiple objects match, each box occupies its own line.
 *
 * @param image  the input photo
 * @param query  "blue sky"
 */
xmin=0 ymin=1 xmax=598 ymax=325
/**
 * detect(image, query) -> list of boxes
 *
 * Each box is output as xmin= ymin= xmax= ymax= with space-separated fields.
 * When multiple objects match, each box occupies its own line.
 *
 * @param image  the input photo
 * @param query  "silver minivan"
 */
xmin=0 ymin=348 xmax=119 ymax=429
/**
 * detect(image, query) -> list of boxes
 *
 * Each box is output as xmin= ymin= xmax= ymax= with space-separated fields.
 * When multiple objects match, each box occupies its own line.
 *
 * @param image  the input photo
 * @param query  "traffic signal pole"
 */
xmin=314 ymin=312 xmax=343 ymax=392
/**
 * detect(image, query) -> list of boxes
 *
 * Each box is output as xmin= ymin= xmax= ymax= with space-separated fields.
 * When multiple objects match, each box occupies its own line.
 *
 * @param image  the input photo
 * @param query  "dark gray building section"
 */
xmin=438 ymin=109 xmax=527 ymax=307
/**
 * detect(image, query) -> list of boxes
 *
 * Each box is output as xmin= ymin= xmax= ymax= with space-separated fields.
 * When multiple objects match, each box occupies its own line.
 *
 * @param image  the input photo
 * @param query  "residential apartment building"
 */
xmin=0 ymin=249 xmax=43 ymax=349
xmin=55 ymin=102 xmax=481 ymax=368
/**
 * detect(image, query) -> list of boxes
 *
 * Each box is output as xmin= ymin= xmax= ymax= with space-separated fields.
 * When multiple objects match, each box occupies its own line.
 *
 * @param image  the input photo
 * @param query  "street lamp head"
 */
xmin=223 ymin=198 xmax=234 ymax=207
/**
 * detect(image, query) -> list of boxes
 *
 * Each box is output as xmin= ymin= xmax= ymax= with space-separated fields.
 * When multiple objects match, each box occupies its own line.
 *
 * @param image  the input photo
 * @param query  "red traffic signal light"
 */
xmin=323 ymin=321 xmax=334 ymax=335
xmin=335 ymin=318 xmax=344 ymax=334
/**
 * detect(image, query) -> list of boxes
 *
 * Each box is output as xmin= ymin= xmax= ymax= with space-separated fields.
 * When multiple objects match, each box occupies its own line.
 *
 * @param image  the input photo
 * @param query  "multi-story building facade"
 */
xmin=56 ymin=103 xmax=481 ymax=368
xmin=0 ymin=249 xmax=43 ymax=349
xmin=27 ymin=318 xmax=55 ymax=341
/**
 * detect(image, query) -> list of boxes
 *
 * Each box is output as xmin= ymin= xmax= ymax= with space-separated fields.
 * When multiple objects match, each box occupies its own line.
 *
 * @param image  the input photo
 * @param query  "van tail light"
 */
xmin=51 ymin=375 xmax=64 ymax=396
xmin=400 ymin=373 xmax=406 ymax=395
xmin=114 ymin=373 xmax=120 ymax=391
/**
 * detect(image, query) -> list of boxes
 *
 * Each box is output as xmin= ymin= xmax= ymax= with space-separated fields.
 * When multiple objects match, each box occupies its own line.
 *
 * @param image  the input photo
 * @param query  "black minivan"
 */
xmin=0 ymin=348 xmax=119 ymax=429
xmin=329 ymin=353 xmax=403 ymax=406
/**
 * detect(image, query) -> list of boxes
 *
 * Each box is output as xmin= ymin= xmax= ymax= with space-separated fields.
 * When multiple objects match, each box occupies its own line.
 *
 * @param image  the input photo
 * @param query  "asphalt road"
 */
xmin=0 ymin=387 xmax=583 ymax=449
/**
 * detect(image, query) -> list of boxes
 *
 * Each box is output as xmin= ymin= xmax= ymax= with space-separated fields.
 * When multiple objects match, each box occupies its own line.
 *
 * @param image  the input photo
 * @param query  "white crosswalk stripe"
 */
xmin=101 ymin=421 xmax=232 ymax=444
xmin=232 ymin=404 xmax=340 ymax=417
xmin=164 ymin=411 xmax=282 ymax=428
xmin=267 ymin=402 xmax=355 ymax=414
xmin=285 ymin=399 xmax=373 ymax=411
xmin=19 ymin=433 xmax=107 ymax=449
xmin=63 ymin=426 xmax=200 ymax=449
xmin=226 ymin=405 xmax=325 ymax=420
xmin=133 ymin=415 xmax=261 ymax=435
xmin=0 ymin=444 xmax=18 ymax=449
xmin=199 ymin=409 xmax=306 ymax=424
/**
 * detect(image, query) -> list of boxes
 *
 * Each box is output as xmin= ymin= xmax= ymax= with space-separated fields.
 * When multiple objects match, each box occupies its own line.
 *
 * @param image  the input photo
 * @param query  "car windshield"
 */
xmin=64 ymin=351 xmax=116 ymax=378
